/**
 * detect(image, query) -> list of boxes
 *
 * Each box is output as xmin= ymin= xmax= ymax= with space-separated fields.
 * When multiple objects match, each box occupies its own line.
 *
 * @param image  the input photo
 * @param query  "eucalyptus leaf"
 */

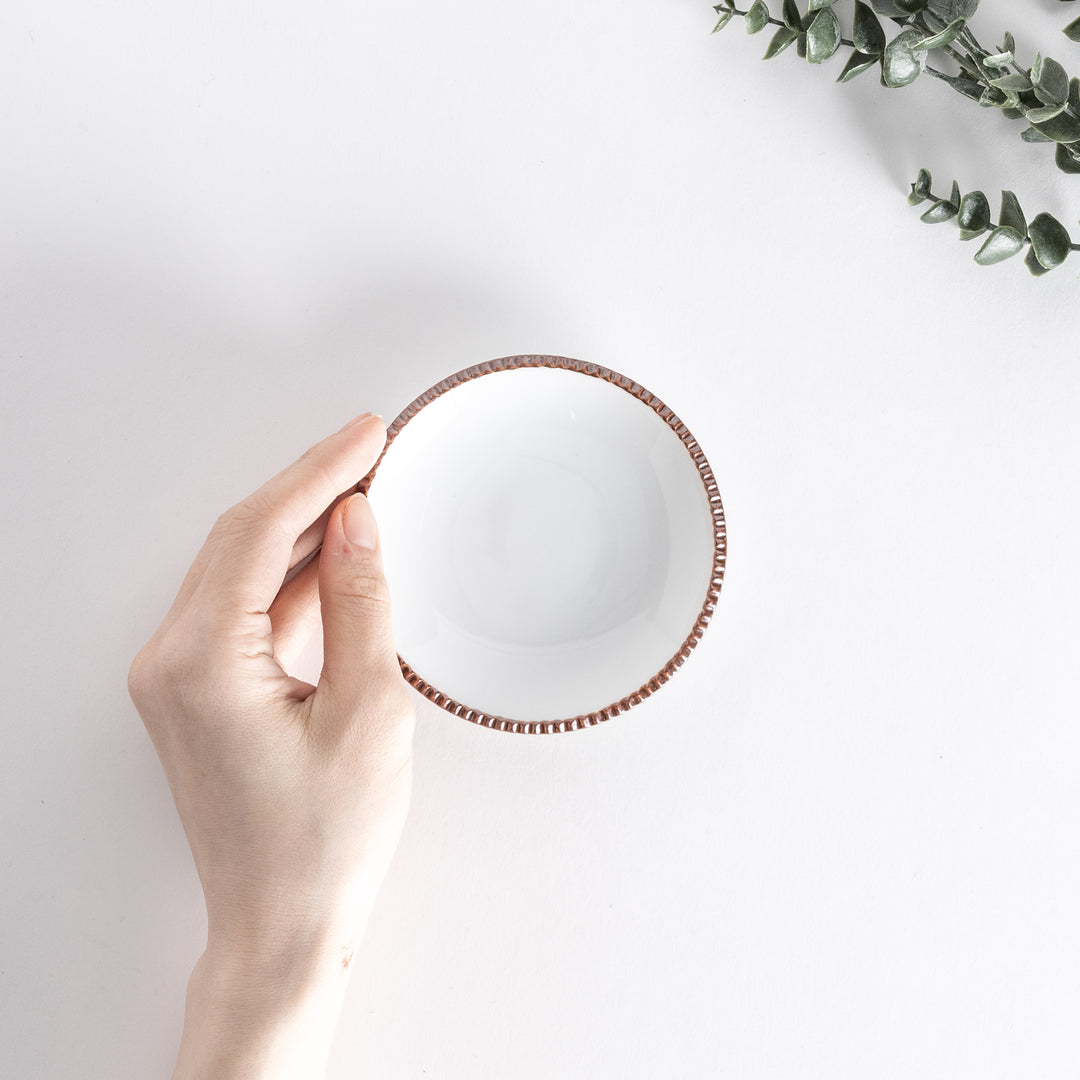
xmin=712 ymin=10 xmax=735 ymax=32
xmin=1026 ymin=102 xmax=1068 ymax=123
xmin=806 ymin=7 xmax=841 ymax=63
xmin=907 ymin=167 xmax=933 ymax=204
xmin=944 ymin=76 xmax=984 ymax=101
xmin=999 ymin=190 xmax=1027 ymax=236
xmin=1025 ymin=246 xmax=1052 ymax=276
xmin=1054 ymin=142 xmax=1080 ymax=173
xmin=989 ymin=74 xmax=1032 ymax=93
xmin=920 ymin=199 xmax=957 ymax=223
xmin=1002 ymin=31 xmax=1015 ymax=55
xmin=746 ymin=0 xmax=771 ymax=34
xmin=837 ymin=50 xmax=880 ymax=82
xmin=1033 ymin=55 xmax=1069 ymax=107
xmin=950 ymin=179 xmax=961 ymax=208
xmin=1020 ymin=126 xmax=1053 ymax=143
xmin=852 ymin=1 xmax=886 ymax=56
xmin=1031 ymin=107 xmax=1080 ymax=143
xmin=1066 ymin=17 xmax=1080 ymax=44
xmin=783 ymin=0 xmax=802 ymax=30
xmin=914 ymin=17 xmax=968 ymax=52
xmin=763 ymin=24 xmax=800 ymax=58
xmin=978 ymin=86 xmax=1007 ymax=108
xmin=1029 ymin=211 xmax=1072 ymax=268
xmin=926 ymin=0 xmax=978 ymax=20
xmin=957 ymin=190 xmax=991 ymax=238
xmin=973 ymin=226 xmax=1026 ymax=265
xmin=868 ymin=0 xmax=908 ymax=14
xmin=982 ymin=52 xmax=1013 ymax=68
xmin=806 ymin=0 xmax=836 ymax=9
xmin=882 ymin=28 xmax=928 ymax=88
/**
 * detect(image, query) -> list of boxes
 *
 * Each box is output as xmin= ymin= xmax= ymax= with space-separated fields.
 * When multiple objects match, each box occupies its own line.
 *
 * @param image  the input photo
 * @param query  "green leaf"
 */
xmin=949 ymin=179 xmax=961 ymax=208
xmin=746 ymin=0 xmax=771 ymax=34
xmin=989 ymin=74 xmax=1032 ymax=93
xmin=974 ymin=227 xmax=1026 ymax=266
xmin=1025 ymin=246 xmax=1052 ymax=276
xmin=837 ymin=49 xmax=879 ymax=82
xmin=1031 ymin=108 xmax=1080 ymax=143
xmin=1055 ymin=142 xmax=1080 ymax=173
xmin=1020 ymin=126 xmax=1053 ymax=143
xmin=943 ymin=75 xmax=984 ymax=101
xmin=1067 ymin=17 xmax=1080 ymax=45
xmin=712 ymin=10 xmax=736 ymax=32
xmin=783 ymin=0 xmax=802 ymax=29
xmin=1026 ymin=102 xmax=1068 ymax=123
xmin=1002 ymin=31 xmax=1016 ymax=56
xmin=882 ymin=28 xmax=928 ymax=88
xmin=763 ymin=24 xmax=800 ymax=57
xmin=999 ymin=190 xmax=1027 ymax=237
xmin=926 ymin=0 xmax=977 ymax=19
xmin=852 ymin=1 xmax=886 ymax=55
xmin=1033 ymin=55 xmax=1069 ymax=107
xmin=920 ymin=199 xmax=957 ymax=224
xmin=982 ymin=52 xmax=1013 ymax=68
xmin=907 ymin=167 xmax=933 ymax=205
xmin=806 ymin=0 xmax=836 ymax=10
xmin=806 ymin=7 xmax=841 ymax=63
xmin=913 ymin=16 xmax=967 ymax=51
xmin=957 ymin=190 xmax=991 ymax=239
xmin=1029 ymin=212 xmax=1072 ymax=269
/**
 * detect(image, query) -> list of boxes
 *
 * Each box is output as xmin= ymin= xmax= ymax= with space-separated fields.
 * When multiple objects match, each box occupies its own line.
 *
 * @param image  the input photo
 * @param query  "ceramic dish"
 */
xmin=358 ymin=355 xmax=726 ymax=733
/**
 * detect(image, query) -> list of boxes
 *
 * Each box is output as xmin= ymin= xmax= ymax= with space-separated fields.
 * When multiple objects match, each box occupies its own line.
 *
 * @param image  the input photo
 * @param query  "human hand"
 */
xmin=127 ymin=412 xmax=415 ymax=1079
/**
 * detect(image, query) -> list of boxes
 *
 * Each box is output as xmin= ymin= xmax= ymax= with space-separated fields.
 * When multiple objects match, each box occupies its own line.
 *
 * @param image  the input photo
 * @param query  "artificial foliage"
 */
xmin=711 ymin=0 xmax=1080 ymax=274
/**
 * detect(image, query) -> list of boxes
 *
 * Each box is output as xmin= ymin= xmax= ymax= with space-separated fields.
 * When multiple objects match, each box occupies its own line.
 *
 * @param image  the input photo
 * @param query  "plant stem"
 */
xmin=920 ymin=188 xmax=1080 ymax=251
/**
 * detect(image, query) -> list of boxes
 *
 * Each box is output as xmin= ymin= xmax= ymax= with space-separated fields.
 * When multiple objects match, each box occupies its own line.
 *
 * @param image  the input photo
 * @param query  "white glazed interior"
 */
xmin=366 ymin=366 xmax=716 ymax=724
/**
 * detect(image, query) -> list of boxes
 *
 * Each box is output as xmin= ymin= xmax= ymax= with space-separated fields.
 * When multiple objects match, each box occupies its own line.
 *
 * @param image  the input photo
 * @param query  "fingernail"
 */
xmin=342 ymin=493 xmax=378 ymax=550
xmin=341 ymin=411 xmax=382 ymax=432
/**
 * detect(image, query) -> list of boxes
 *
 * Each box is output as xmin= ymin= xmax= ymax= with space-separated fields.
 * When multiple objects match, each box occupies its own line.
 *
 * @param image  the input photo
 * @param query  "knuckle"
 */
xmin=126 ymin=646 xmax=155 ymax=708
xmin=339 ymin=572 xmax=393 ymax=612
xmin=127 ymin=622 xmax=215 ymax=713
xmin=230 ymin=493 xmax=290 ymax=541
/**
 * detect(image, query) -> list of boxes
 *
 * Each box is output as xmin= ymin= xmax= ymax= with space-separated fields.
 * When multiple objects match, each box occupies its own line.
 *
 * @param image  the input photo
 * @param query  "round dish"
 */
xmin=358 ymin=355 xmax=726 ymax=733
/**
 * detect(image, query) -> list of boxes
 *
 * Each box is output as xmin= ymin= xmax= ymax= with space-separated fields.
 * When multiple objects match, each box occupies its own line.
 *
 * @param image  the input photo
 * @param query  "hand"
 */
xmin=127 ymin=412 xmax=415 ymax=1079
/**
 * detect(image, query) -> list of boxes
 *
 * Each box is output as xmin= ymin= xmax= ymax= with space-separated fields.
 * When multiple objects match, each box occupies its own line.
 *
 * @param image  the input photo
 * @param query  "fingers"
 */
xmin=289 ymin=484 xmax=355 ymax=575
xmin=268 ymin=552 xmax=322 ymax=673
xmin=313 ymin=494 xmax=410 ymax=729
xmin=196 ymin=414 xmax=387 ymax=623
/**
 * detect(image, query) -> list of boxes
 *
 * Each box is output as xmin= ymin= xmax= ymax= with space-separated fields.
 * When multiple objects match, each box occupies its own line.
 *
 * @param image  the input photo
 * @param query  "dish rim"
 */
xmin=356 ymin=354 xmax=727 ymax=734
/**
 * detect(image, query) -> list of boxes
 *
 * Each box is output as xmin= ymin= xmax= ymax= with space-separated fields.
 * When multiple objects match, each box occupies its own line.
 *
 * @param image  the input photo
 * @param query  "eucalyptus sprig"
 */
xmin=711 ymin=0 xmax=1080 ymax=275
xmin=907 ymin=168 xmax=1080 ymax=273
xmin=712 ymin=0 xmax=1080 ymax=175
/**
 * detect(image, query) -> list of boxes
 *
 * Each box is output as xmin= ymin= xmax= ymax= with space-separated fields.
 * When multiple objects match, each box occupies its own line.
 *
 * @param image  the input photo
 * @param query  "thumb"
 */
xmin=316 ymin=492 xmax=403 ymax=713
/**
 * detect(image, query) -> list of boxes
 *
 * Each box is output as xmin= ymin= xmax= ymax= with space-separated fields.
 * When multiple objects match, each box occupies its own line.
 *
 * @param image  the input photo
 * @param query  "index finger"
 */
xmin=196 ymin=413 xmax=387 ymax=619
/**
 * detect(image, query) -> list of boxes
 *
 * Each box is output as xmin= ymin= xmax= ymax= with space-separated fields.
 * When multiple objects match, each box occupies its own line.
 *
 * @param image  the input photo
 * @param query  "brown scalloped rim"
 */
xmin=356 ymin=355 xmax=727 ymax=734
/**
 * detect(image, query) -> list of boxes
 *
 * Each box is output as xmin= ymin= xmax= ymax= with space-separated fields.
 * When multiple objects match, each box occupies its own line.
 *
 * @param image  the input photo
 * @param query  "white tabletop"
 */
xmin=3 ymin=1 xmax=1079 ymax=1076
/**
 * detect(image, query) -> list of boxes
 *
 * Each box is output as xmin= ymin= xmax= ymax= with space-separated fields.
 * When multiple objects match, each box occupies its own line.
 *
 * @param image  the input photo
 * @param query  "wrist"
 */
xmin=173 ymin=944 xmax=352 ymax=1080
xmin=172 ymin=890 xmax=379 ymax=1080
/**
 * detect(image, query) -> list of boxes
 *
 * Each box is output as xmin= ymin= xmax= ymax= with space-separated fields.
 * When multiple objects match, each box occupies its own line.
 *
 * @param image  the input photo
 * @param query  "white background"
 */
xmin=3 ymin=1 xmax=1080 ymax=1076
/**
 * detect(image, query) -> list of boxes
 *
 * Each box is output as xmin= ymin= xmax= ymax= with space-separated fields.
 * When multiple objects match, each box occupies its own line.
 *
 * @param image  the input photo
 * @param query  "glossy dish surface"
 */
xmin=361 ymin=356 xmax=726 ymax=732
